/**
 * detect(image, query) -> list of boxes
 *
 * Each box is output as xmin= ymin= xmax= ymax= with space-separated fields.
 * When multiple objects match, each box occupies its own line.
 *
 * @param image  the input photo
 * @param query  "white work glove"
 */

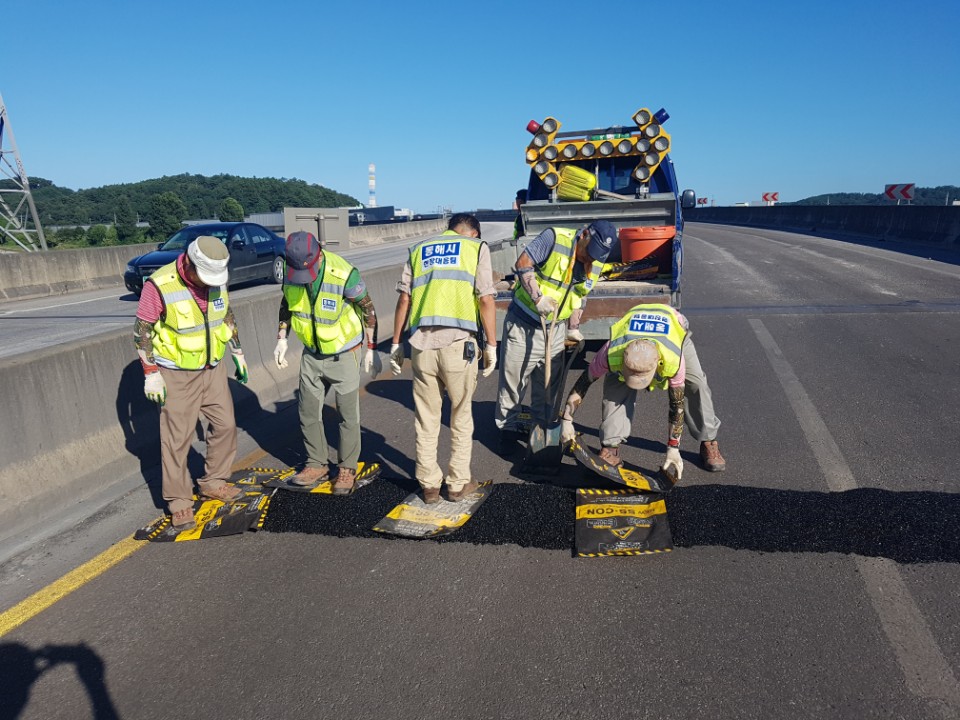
xmin=662 ymin=446 xmax=683 ymax=481
xmin=363 ymin=345 xmax=383 ymax=377
xmin=560 ymin=419 xmax=576 ymax=444
xmin=274 ymin=337 xmax=289 ymax=369
xmin=482 ymin=344 xmax=498 ymax=378
xmin=144 ymin=371 xmax=167 ymax=406
xmin=562 ymin=391 xmax=582 ymax=421
xmin=231 ymin=348 xmax=249 ymax=384
xmin=566 ymin=328 xmax=584 ymax=343
xmin=535 ymin=295 xmax=559 ymax=318
xmin=390 ymin=343 xmax=404 ymax=375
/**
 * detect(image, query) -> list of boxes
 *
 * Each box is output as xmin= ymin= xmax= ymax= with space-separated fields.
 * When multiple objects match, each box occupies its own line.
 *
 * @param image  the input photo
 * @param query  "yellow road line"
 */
xmin=0 ymin=447 xmax=272 ymax=638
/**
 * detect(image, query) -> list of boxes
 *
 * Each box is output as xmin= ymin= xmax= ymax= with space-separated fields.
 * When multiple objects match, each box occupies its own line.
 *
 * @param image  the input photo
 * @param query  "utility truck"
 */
xmin=496 ymin=106 xmax=697 ymax=339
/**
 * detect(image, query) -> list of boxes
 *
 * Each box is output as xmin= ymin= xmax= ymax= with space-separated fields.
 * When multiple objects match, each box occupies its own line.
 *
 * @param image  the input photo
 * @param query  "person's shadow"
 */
xmin=0 ymin=642 xmax=119 ymax=720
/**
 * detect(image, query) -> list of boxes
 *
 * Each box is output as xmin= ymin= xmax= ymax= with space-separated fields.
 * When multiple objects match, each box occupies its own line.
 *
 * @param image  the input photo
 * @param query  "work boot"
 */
xmin=700 ymin=440 xmax=726 ymax=472
xmin=447 ymin=481 xmax=479 ymax=502
xmin=199 ymin=482 xmax=244 ymax=503
xmin=290 ymin=466 xmax=329 ymax=487
xmin=422 ymin=487 xmax=441 ymax=505
xmin=497 ymin=430 xmax=523 ymax=457
xmin=171 ymin=508 xmax=197 ymax=532
xmin=332 ymin=467 xmax=356 ymax=496
xmin=598 ymin=445 xmax=622 ymax=467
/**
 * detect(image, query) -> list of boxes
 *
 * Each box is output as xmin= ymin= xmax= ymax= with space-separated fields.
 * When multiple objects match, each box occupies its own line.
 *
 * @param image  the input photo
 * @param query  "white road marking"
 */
xmin=749 ymin=318 xmax=960 ymax=718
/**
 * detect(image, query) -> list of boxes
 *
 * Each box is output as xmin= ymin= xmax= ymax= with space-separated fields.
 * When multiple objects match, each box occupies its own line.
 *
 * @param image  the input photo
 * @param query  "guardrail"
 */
xmin=687 ymin=206 xmax=960 ymax=247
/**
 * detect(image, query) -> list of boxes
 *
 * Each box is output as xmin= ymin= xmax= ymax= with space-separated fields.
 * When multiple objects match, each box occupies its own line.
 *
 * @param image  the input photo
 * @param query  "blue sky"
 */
xmin=3 ymin=0 xmax=958 ymax=211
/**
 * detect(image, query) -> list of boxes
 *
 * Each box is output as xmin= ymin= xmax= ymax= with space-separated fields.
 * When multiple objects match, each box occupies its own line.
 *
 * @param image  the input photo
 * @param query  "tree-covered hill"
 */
xmin=789 ymin=186 xmax=960 ymax=206
xmin=10 ymin=174 xmax=360 ymax=225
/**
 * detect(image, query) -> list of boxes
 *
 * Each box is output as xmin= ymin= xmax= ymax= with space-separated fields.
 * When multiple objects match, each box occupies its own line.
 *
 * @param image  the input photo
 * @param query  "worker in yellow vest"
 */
xmin=134 ymin=236 xmax=249 ymax=532
xmin=494 ymin=220 xmax=617 ymax=456
xmin=560 ymin=303 xmax=719 ymax=480
xmin=273 ymin=231 xmax=382 ymax=494
xmin=391 ymin=213 xmax=498 ymax=504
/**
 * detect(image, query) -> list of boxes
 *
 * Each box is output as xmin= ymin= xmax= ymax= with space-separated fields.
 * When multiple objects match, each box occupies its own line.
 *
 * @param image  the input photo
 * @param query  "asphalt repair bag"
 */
xmin=135 ymin=468 xmax=278 ymax=542
xmin=575 ymin=488 xmax=673 ymax=557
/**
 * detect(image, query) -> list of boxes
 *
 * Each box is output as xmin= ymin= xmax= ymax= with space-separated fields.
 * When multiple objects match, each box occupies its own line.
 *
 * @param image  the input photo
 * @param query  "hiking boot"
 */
xmin=332 ymin=467 xmax=356 ymax=496
xmin=290 ymin=466 xmax=329 ymax=487
xmin=171 ymin=508 xmax=196 ymax=532
xmin=447 ymin=481 xmax=479 ymax=502
xmin=422 ymin=487 xmax=441 ymax=505
xmin=200 ymin=482 xmax=243 ymax=502
xmin=700 ymin=440 xmax=726 ymax=472
xmin=598 ymin=445 xmax=622 ymax=467
xmin=497 ymin=430 xmax=524 ymax=457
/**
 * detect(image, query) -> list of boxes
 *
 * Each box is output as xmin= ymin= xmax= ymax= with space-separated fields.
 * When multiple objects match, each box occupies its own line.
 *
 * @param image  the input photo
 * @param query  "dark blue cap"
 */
xmin=586 ymin=220 xmax=618 ymax=263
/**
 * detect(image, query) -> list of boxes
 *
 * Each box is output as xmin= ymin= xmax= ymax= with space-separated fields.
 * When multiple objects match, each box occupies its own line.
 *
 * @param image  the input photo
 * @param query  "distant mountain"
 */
xmin=5 ymin=173 xmax=360 ymax=225
xmin=788 ymin=185 xmax=960 ymax=206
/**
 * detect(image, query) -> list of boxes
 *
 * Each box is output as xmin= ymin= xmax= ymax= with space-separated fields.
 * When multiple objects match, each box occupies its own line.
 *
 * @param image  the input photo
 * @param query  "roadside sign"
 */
xmin=762 ymin=192 xmax=779 ymax=202
xmin=697 ymin=197 xmax=708 ymax=205
xmin=885 ymin=183 xmax=914 ymax=201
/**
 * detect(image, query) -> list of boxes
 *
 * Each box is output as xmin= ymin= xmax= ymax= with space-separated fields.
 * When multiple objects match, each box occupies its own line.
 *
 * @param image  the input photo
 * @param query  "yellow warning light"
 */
xmin=633 ymin=165 xmax=651 ymax=182
xmin=543 ymin=172 xmax=560 ymax=188
xmin=580 ymin=142 xmax=596 ymax=158
xmin=541 ymin=145 xmax=559 ymax=161
xmin=533 ymin=160 xmax=552 ymax=176
xmin=635 ymin=138 xmax=651 ymax=153
xmin=653 ymin=135 xmax=670 ymax=153
xmin=643 ymin=151 xmax=661 ymax=167
xmin=633 ymin=108 xmax=653 ymax=128
xmin=526 ymin=147 xmax=539 ymax=163
xmin=643 ymin=123 xmax=661 ymax=139
xmin=561 ymin=143 xmax=579 ymax=159
xmin=598 ymin=140 xmax=614 ymax=156
xmin=532 ymin=132 xmax=550 ymax=148
xmin=616 ymin=138 xmax=633 ymax=154
xmin=540 ymin=117 xmax=560 ymax=135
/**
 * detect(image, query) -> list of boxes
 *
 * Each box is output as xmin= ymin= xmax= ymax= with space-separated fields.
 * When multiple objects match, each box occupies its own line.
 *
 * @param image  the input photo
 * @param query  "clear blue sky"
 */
xmin=3 ymin=0 xmax=958 ymax=211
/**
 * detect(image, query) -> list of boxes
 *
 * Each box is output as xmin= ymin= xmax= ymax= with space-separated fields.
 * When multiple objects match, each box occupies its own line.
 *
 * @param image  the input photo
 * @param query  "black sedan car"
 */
xmin=123 ymin=222 xmax=286 ymax=296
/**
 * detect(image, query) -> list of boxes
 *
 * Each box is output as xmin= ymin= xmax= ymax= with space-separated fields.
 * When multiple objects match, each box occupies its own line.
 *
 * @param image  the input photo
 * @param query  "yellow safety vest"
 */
xmin=149 ymin=261 xmax=232 ymax=370
xmin=284 ymin=251 xmax=363 ymax=355
xmin=409 ymin=230 xmax=482 ymax=333
xmin=607 ymin=303 xmax=687 ymax=391
xmin=514 ymin=227 xmax=603 ymax=322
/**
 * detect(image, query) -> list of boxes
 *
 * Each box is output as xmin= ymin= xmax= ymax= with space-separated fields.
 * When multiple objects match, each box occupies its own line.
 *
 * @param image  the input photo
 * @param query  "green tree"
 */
xmin=146 ymin=191 xmax=188 ymax=239
xmin=86 ymin=224 xmax=108 ymax=245
xmin=115 ymin=196 xmax=138 ymax=244
xmin=218 ymin=197 xmax=244 ymax=222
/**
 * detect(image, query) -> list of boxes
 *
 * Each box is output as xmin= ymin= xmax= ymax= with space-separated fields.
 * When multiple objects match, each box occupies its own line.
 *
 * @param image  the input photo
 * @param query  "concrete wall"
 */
xmin=688 ymin=206 xmax=960 ymax=247
xmin=0 ymin=241 xmax=513 ymax=555
xmin=0 ymin=242 xmax=156 ymax=301
xmin=0 ymin=220 xmax=447 ymax=303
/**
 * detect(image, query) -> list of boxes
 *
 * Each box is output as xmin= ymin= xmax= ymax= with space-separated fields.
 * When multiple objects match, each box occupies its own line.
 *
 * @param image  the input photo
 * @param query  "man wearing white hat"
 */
xmin=559 ymin=302 xmax=697 ymax=481
xmin=134 ymin=235 xmax=249 ymax=531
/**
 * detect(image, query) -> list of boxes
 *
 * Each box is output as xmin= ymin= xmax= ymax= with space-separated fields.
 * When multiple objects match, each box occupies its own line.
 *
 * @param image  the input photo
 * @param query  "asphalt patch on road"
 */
xmin=262 ymin=477 xmax=575 ymax=551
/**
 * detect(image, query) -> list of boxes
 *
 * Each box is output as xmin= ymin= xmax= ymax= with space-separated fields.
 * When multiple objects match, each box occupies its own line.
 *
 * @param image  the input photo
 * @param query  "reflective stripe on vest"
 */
xmin=284 ymin=251 xmax=363 ymax=355
xmin=513 ymin=227 xmax=592 ymax=322
xmin=149 ymin=261 xmax=231 ymax=369
xmin=409 ymin=231 xmax=482 ymax=332
xmin=607 ymin=303 xmax=686 ymax=391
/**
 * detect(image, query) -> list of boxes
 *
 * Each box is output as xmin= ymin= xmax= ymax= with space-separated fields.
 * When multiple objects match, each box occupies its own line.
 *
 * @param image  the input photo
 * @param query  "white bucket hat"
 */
xmin=622 ymin=339 xmax=660 ymax=390
xmin=187 ymin=236 xmax=229 ymax=286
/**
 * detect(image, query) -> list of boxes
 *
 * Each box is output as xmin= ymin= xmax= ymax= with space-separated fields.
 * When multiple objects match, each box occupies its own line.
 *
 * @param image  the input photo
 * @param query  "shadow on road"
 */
xmin=0 ymin=641 xmax=119 ymax=720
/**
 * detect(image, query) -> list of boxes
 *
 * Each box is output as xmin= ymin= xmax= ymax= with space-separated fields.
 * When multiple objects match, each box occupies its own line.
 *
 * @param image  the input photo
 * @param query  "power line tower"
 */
xmin=0 ymin=92 xmax=47 ymax=251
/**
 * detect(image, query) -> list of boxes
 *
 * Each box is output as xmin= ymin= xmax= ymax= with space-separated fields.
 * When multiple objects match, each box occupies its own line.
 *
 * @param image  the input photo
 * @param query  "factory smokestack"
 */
xmin=368 ymin=163 xmax=377 ymax=208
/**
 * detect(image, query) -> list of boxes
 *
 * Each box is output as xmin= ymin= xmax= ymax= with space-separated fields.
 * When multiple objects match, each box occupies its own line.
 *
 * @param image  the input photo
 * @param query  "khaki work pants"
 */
xmin=159 ymin=359 xmax=237 ymax=514
xmin=495 ymin=314 xmax=567 ymax=431
xmin=299 ymin=346 xmax=361 ymax=471
xmin=411 ymin=337 xmax=479 ymax=490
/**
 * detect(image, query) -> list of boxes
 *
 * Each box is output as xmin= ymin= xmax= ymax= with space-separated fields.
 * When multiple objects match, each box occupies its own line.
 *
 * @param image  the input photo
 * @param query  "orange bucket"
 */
xmin=620 ymin=226 xmax=675 ymax=262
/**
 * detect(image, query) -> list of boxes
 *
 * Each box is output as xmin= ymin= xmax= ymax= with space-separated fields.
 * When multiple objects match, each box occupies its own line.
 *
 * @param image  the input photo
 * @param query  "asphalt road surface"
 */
xmin=2 ymin=223 xmax=960 ymax=720
xmin=0 ymin=222 xmax=514 ymax=360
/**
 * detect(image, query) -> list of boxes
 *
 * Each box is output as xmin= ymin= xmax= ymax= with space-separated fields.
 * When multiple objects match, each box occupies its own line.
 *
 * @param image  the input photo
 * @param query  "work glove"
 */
xmin=390 ymin=343 xmax=404 ymax=376
xmin=363 ymin=345 xmax=383 ymax=377
xmin=274 ymin=337 xmax=288 ymax=369
xmin=563 ymin=391 xmax=582 ymax=421
xmin=231 ymin=348 xmax=249 ymax=384
xmin=566 ymin=327 xmax=584 ymax=343
xmin=482 ymin=344 xmax=498 ymax=378
xmin=144 ymin=371 xmax=166 ymax=406
xmin=535 ymin=295 xmax=559 ymax=318
xmin=661 ymin=446 xmax=683 ymax=481
xmin=560 ymin=419 xmax=576 ymax=444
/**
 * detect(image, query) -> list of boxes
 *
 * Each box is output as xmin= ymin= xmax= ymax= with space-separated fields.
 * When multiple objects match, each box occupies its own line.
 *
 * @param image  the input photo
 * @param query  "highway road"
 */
xmin=0 ymin=222 xmax=514 ymax=360
xmin=3 ymin=222 xmax=960 ymax=719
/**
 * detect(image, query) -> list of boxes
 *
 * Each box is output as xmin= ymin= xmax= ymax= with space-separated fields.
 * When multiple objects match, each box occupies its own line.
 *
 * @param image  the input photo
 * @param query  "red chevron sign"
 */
xmin=697 ymin=197 xmax=708 ymax=205
xmin=762 ymin=192 xmax=779 ymax=202
xmin=885 ymin=183 xmax=914 ymax=201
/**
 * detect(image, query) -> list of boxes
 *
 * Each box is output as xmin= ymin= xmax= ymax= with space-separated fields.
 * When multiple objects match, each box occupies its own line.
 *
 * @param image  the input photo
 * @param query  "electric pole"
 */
xmin=0 ymin=92 xmax=47 ymax=251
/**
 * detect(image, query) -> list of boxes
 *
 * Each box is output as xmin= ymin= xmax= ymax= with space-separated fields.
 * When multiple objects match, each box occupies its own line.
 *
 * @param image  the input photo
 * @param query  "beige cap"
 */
xmin=621 ymin=339 xmax=660 ymax=390
xmin=187 ymin=236 xmax=229 ymax=286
